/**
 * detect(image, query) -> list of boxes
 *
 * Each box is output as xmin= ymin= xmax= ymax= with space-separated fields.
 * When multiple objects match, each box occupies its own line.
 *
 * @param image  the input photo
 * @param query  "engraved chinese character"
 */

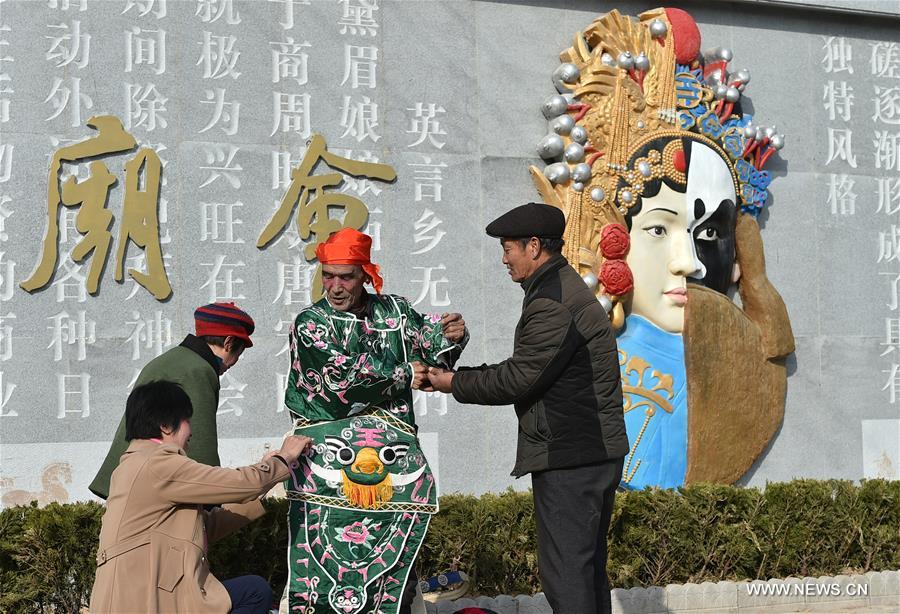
xmin=873 ymin=86 xmax=900 ymax=126
xmin=271 ymin=92 xmax=310 ymax=137
xmin=412 ymin=209 xmax=446 ymax=254
xmin=339 ymin=95 xmax=380 ymax=143
xmin=273 ymin=256 xmax=313 ymax=305
xmin=57 ymin=373 xmax=90 ymax=419
xmin=341 ymin=45 xmax=377 ymax=89
xmin=407 ymin=102 xmax=447 ymax=149
xmin=878 ymin=225 xmax=900 ymax=263
xmin=0 ymin=251 xmax=13 ymax=301
xmin=338 ymin=0 xmax=379 ymax=36
xmin=822 ymin=81 xmax=853 ymax=122
xmin=882 ymin=317 xmax=900 ymax=356
xmin=874 ymin=130 xmax=900 ymax=171
xmin=870 ymin=42 xmax=900 ymax=79
xmin=826 ymin=174 xmax=856 ymax=216
xmin=0 ymin=195 xmax=11 ymax=241
xmin=197 ymin=32 xmax=241 ymax=80
xmin=268 ymin=0 xmax=310 ymax=31
xmin=125 ymin=83 xmax=168 ymax=131
xmin=122 ymin=0 xmax=166 ymax=19
xmin=125 ymin=310 xmax=172 ymax=360
xmin=200 ymin=144 xmax=242 ymax=189
xmin=200 ymin=254 xmax=245 ymax=301
xmin=0 ymin=371 xmax=17 ymax=417
xmin=199 ymin=88 xmax=240 ymax=135
xmin=217 ymin=372 xmax=246 ymax=416
xmin=45 ymin=20 xmax=90 ymax=68
xmin=270 ymin=37 xmax=310 ymax=85
xmin=125 ymin=26 xmax=166 ymax=75
xmin=21 ymin=116 xmax=172 ymax=300
xmin=201 ymin=201 xmax=244 ymax=244
xmin=413 ymin=389 xmax=447 ymax=417
xmin=44 ymin=76 xmax=94 ymax=127
xmin=48 ymin=0 xmax=87 ymax=11
xmin=47 ymin=310 xmax=96 ymax=361
xmin=822 ymin=36 xmax=853 ymax=74
xmin=0 ymin=311 xmax=13 ymax=360
xmin=877 ymin=178 xmax=900 ymax=216
xmin=411 ymin=265 xmax=450 ymax=307
xmin=196 ymin=0 xmax=240 ymax=25
xmin=409 ymin=155 xmax=447 ymax=202
xmin=826 ymin=127 xmax=857 ymax=167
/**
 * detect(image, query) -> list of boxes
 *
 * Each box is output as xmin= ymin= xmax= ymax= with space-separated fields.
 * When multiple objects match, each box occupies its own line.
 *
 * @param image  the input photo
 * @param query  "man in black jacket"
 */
xmin=428 ymin=202 xmax=628 ymax=614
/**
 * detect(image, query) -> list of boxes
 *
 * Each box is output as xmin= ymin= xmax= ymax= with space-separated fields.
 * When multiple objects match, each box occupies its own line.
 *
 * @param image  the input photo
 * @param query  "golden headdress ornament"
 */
xmin=530 ymin=7 xmax=784 ymax=327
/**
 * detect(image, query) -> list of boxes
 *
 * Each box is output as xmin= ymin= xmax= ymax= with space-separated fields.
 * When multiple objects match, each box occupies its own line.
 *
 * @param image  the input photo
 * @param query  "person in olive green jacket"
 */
xmin=89 ymin=302 xmax=255 ymax=499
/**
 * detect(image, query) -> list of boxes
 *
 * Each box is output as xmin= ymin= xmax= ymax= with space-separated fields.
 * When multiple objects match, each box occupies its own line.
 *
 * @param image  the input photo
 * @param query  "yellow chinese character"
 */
xmin=20 ymin=115 xmax=172 ymax=300
xmin=258 ymin=133 xmax=396 ymax=298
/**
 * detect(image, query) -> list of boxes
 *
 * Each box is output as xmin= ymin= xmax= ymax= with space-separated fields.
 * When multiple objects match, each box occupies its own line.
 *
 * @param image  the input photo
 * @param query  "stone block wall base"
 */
xmin=424 ymin=570 xmax=900 ymax=613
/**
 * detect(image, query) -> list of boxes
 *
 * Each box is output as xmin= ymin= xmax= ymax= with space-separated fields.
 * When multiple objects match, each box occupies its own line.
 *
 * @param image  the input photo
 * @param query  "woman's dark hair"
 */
xmin=619 ymin=136 xmax=696 ymax=228
xmin=125 ymin=380 xmax=193 ymax=441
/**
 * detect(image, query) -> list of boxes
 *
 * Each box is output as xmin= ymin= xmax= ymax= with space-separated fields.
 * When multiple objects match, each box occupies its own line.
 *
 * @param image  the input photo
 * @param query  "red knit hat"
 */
xmin=194 ymin=302 xmax=255 ymax=347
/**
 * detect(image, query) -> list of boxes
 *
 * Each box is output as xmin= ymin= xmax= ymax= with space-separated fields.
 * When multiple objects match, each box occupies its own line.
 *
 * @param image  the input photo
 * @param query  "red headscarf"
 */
xmin=315 ymin=228 xmax=384 ymax=294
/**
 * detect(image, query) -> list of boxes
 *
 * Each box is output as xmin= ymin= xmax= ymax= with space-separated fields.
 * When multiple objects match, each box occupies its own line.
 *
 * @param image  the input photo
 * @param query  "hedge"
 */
xmin=1 ymin=480 xmax=898 ymax=613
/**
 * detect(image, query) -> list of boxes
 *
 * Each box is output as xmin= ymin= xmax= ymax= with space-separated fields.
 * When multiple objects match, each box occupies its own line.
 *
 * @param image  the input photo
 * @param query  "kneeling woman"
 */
xmin=90 ymin=380 xmax=311 ymax=614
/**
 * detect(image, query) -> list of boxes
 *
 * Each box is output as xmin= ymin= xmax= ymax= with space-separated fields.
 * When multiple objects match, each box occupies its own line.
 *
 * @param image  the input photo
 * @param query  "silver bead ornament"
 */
xmin=743 ymin=124 xmax=757 ymax=140
xmin=620 ymin=190 xmax=634 ymax=204
xmin=714 ymin=84 xmax=729 ymax=100
xmin=634 ymin=52 xmax=650 ymax=71
xmin=537 ymin=133 xmax=565 ymax=160
xmin=601 ymin=52 xmax=615 ymax=66
xmin=544 ymin=162 xmax=571 ymax=184
xmin=582 ymin=272 xmax=599 ymax=290
xmin=598 ymin=294 xmax=614 ymax=313
xmin=541 ymin=94 xmax=569 ymax=119
xmin=770 ymin=134 xmax=785 ymax=150
xmin=590 ymin=186 xmax=606 ymax=202
xmin=735 ymin=68 xmax=751 ymax=85
xmin=551 ymin=114 xmax=575 ymax=135
xmin=570 ymin=125 xmax=588 ymax=144
xmin=572 ymin=181 xmax=585 ymax=192
xmin=764 ymin=126 xmax=777 ymax=139
xmin=637 ymin=160 xmax=652 ymax=177
xmin=725 ymin=86 xmax=741 ymax=103
xmin=552 ymin=63 xmax=580 ymax=92
xmin=617 ymin=51 xmax=634 ymax=70
xmin=754 ymin=130 xmax=765 ymax=142
xmin=719 ymin=47 xmax=734 ymax=62
xmin=649 ymin=19 xmax=668 ymax=38
xmin=564 ymin=142 xmax=585 ymax=163
xmin=572 ymin=163 xmax=592 ymax=183
xmin=705 ymin=70 xmax=722 ymax=87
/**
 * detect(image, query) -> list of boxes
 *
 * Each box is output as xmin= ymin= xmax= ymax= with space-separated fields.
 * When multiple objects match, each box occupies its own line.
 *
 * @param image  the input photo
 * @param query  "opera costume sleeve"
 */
xmin=396 ymin=296 xmax=468 ymax=369
xmin=284 ymin=303 xmax=413 ymax=421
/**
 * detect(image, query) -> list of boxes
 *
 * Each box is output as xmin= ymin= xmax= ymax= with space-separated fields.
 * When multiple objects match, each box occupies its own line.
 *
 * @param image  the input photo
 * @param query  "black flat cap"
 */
xmin=485 ymin=202 xmax=565 ymax=239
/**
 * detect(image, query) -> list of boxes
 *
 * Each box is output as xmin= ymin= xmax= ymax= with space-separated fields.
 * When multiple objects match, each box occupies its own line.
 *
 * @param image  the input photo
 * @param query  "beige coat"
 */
xmin=89 ymin=440 xmax=290 ymax=613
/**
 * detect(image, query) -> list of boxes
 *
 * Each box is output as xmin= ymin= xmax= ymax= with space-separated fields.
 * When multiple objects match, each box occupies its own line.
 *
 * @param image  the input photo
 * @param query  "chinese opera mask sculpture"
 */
xmin=530 ymin=7 xmax=795 ymax=489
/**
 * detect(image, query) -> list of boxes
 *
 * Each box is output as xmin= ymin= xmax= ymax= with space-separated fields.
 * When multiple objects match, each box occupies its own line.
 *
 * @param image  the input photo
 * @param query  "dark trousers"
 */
xmin=531 ymin=458 xmax=624 ymax=614
xmin=222 ymin=575 xmax=273 ymax=614
xmin=398 ymin=570 xmax=418 ymax=614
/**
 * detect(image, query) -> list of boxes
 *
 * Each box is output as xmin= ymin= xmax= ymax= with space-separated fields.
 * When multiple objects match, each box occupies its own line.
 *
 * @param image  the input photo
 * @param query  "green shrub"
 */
xmin=0 ymin=480 xmax=897 ymax=613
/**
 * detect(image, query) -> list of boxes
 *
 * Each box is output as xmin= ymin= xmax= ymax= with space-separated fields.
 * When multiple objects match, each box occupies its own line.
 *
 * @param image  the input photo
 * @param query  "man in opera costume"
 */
xmin=281 ymin=228 xmax=467 ymax=614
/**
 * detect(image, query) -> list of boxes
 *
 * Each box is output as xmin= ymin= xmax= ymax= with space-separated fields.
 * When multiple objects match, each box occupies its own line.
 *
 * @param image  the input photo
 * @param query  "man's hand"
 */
xmin=410 ymin=361 xmax=430 ymax=390
xmin=427 ymin=367 xmax=454 ymax=393
xmin=441 ymin=313 xmax=466 ymax=343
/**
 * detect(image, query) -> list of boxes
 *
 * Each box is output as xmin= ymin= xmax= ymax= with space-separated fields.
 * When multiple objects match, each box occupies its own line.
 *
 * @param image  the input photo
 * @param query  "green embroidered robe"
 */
xmin=284 ymin=294 xmax=465 ymax=614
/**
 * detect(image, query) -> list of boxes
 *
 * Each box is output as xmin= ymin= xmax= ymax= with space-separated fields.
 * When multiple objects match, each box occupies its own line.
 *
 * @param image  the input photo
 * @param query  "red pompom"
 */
xmin=600 ymin=223 xmax=630 ymax=259
xmin=664 ymin=7 xmax=701 ymax=65
xmin=600 ymin=259 xmax=634 ymax=296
